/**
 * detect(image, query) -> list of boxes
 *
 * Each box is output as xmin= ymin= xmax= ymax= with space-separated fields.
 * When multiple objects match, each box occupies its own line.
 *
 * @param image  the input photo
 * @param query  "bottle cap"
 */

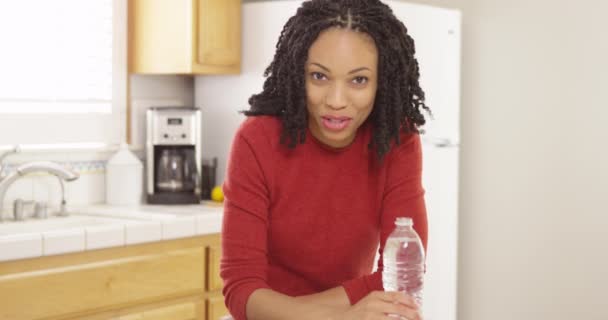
xmin=395 ymin=217 xmax=413 ymax=227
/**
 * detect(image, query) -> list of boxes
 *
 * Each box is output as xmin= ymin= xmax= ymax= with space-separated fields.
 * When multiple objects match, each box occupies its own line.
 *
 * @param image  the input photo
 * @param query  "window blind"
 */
xmin=0 ymin=0 xmax=113 ymax=113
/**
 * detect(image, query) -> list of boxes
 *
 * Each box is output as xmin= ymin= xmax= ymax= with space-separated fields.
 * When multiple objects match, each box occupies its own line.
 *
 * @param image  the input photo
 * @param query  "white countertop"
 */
xmin=0 ymin=202 xmax=224 ymax=262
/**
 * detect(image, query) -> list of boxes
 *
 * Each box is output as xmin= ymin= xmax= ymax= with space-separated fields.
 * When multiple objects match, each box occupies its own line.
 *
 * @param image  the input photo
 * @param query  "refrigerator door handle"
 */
xmin=422 ymin=136 xmax=460 ymax=148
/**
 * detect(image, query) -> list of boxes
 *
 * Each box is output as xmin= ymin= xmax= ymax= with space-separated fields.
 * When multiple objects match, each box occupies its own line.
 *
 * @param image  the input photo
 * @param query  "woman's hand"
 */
xmin=333 ymin=291 xmax=422 ymax=320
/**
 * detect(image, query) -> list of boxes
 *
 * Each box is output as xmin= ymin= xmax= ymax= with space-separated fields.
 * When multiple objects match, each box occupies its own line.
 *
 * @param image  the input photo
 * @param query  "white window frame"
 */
xmin=0 ymin=0 xmax=127 ymax=148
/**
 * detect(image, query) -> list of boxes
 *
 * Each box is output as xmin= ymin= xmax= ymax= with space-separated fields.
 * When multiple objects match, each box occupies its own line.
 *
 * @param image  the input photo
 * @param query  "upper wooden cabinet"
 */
xmin=129 ymin=0 xmax=241 ymax=74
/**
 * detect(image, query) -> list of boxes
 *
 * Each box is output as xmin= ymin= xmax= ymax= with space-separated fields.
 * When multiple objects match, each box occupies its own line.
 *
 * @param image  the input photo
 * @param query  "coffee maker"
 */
xmin=146 ymin=107 xmax=202 ymax=204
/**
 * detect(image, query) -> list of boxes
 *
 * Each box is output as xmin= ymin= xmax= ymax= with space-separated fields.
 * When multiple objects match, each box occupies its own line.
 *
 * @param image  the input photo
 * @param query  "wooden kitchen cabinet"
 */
xmin=206 ymin=295 xmax=229 ymax=320
xmin=129 ymin=0 xmax=241 ymax=74
xmin=206 ymin=244 xmax=224 ymax=291
xmin=112 ymin=298 xmax=203 ymax=320
xmin=0 ymin=234 xmax=229 ymax=320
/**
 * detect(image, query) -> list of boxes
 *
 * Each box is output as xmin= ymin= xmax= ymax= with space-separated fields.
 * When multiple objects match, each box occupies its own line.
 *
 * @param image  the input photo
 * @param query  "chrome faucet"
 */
xmin=0 ymin=146 xmax=20 ymax=178
xmin=0 ymin=147 xmax=79 ymax=222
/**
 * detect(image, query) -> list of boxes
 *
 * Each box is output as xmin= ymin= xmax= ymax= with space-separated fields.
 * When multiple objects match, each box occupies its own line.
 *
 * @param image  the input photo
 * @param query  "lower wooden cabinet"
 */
xmin=206 ymin=244 xmax=224 ymax=291
xmin=206 ymin=295 xmax=230 ymax=320
xmin=114 ymin=298 xmax=202 ymax=320
xmin=0 ymin=234 xmax=225 ymax=320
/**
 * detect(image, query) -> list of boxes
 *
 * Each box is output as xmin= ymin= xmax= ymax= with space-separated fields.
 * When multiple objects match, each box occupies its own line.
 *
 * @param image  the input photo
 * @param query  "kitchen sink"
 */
xmin=73 ymin=204 xmax=222 ymax=219
xmin=71 ymin=206 xmax=180 ymax=220
xmin=0 ymin=215 xmax=139 ymax=236
xmin=134 ymin=204 xmax=222 ymax=215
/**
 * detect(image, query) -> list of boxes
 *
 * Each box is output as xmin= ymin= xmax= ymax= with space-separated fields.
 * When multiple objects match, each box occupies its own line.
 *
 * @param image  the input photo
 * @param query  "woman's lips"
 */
xmin=321 ymin=116 xmax=352 ymax=131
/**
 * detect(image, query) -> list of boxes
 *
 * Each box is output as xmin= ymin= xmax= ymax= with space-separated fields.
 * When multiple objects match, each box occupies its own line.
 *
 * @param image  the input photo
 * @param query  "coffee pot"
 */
xmin=146 ymin=107 xmax=202 ymax=204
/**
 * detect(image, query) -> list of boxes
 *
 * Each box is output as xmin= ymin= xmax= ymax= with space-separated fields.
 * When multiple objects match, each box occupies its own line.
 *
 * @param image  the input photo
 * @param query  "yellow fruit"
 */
xmin=211 ymin=185 xmax=224 ymax=202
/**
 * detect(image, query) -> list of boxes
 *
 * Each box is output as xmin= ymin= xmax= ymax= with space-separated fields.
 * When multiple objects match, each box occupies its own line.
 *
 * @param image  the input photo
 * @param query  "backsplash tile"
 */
xmin=2 ymin=177 xmax=34 ymax=210
xmin=1 ymin=160 xmax=108 ymax=215
xmin=31 ymin=176 xmax=62 ymax=208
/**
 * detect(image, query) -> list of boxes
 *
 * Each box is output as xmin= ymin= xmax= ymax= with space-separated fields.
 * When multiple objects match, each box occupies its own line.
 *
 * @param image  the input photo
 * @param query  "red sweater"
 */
xmin=220 ymin=116 xmax=427 ymax=320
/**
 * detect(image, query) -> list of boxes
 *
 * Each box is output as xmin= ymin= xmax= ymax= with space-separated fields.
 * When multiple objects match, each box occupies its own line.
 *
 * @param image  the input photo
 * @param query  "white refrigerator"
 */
xmin=195 ymin=2 xmax=461 ymax=320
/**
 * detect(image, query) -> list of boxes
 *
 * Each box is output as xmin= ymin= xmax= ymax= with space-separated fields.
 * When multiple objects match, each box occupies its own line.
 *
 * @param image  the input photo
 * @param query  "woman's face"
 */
xmin=305 ymin=27 xmax=378 ymax=149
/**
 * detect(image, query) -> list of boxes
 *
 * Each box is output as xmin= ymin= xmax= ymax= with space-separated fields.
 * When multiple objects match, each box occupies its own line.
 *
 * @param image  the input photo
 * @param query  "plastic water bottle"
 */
xmin=382 ymin=217 xmax=425 ymax=309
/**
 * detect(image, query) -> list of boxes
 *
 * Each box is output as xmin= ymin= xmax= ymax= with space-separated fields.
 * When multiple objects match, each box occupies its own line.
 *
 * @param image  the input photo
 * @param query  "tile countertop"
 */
xmin=0 ymin=201 xmax=224 ymax=262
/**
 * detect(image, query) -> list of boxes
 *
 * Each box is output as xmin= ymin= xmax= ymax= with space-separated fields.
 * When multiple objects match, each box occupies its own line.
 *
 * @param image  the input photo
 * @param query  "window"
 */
xmin=0 ymin=0 xmax=126 ymax=146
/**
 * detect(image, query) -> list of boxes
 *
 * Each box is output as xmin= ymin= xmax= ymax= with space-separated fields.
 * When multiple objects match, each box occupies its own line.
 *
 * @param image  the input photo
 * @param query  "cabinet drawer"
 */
xmin=116 ymin=300 xmax=201 ymax=320
xmin=206 ymin=245 xmax=223 ymax=291
xmin=0 ymin=247 xmax=206 ymax=320
xmin=206 ymin=295 xmax=229 ymax=320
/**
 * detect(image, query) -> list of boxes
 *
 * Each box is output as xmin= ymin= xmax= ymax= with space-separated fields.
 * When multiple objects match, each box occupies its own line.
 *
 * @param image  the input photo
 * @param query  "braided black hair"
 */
xmin=244 ymin=0 xmax=430 ymax=158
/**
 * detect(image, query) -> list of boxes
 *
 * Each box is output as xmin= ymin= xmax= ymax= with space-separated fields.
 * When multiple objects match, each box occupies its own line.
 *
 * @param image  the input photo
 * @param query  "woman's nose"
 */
xmin=325 ymin=83 xmax=347 ymax=110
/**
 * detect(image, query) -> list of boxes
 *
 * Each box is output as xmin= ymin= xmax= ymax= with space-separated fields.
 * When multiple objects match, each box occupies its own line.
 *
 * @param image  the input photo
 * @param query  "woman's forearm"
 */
xmin=246 ymin=288 xmax=346 ymax=320
xmin=293 ymin=286 xmax=351 ymax=307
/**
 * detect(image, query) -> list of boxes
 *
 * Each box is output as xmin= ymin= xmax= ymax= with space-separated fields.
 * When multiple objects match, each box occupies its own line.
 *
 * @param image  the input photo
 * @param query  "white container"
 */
xmin=105 ymin=143 xmax=143 ymax=205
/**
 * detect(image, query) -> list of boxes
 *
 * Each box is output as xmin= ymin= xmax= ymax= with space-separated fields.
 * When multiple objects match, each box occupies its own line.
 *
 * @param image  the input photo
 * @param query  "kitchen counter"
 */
xmin=0 ymin=202 xmax=224 ymax=262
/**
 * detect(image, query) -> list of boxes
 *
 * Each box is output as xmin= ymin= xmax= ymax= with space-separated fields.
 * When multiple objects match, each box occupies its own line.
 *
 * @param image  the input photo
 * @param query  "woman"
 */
xmin=221 ymin=0 xmax=429 ymax=319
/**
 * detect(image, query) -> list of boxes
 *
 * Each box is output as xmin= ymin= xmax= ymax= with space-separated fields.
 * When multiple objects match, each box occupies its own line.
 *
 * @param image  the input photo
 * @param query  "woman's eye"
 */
xmin=310 ymin=72 xmax=326 ymax=81
xmin=352 ymin=76 xmax=368 ymax=85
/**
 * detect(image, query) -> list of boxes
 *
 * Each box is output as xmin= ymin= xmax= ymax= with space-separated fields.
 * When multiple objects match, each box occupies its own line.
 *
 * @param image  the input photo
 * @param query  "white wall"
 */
xmin=408 ymin=0 xmax=608 ymax=319
xmin=129 ymin=75 xmax=194 ymax=149
xmin=195 ymin=0 xmax=304 ymax=184
xmin=195 ymin=0 xmax=608 ymax=319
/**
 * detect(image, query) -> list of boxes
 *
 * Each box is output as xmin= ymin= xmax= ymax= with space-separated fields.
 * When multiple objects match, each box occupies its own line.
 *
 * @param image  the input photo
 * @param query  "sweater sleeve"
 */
xmin=341 ymin=133 xmax=428 ymax=304
xmin=220 ymin=129 xmax=272 ymax=320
